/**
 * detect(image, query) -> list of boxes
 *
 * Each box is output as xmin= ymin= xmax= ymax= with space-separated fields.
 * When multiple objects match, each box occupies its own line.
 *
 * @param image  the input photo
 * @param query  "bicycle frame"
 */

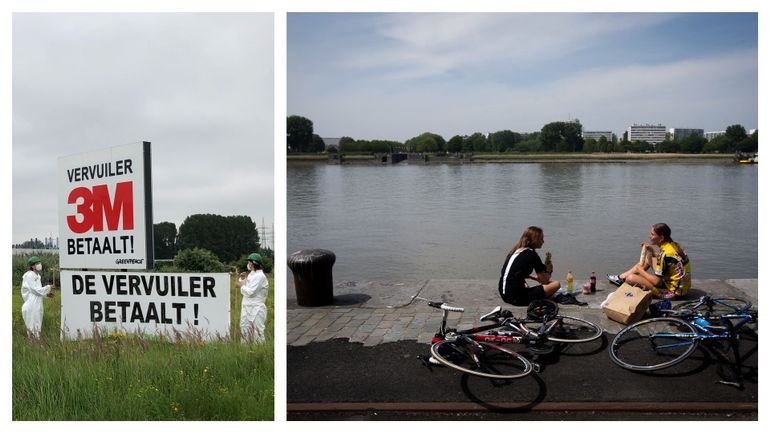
xmin=430 ymin=306 xmax=527 ymax=345
xmin=429 ymin=303 xmax=548 ymax=346
xmin=652 ymin=312 xmax=754 ymax=348
xmin=688 ymin=296 xmax=752 ymax=314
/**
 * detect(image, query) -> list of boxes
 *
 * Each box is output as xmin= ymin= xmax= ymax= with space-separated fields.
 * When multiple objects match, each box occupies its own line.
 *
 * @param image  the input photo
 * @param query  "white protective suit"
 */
xmin=239 ymin=269 xmax=269 ymax=343
xmin=21 ymin=270 xmax=52 ymax=335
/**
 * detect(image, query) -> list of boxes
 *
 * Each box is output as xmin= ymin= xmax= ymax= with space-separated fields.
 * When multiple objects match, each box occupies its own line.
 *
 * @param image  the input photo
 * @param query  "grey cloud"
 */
xmin=13 ymin=13 xmax=274 ymax=245
xmin=339 ymin=13 xmax=676 ymax=80
xmin=299 ymin=49 xmax=756 ymax=141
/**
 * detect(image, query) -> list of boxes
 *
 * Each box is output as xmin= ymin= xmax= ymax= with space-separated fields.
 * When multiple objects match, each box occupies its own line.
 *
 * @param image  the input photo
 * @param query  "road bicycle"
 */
xmin=416 ymin=297 xmax=602 ymax=380
xmin=609 ymin=295 xmax=757 ymax=388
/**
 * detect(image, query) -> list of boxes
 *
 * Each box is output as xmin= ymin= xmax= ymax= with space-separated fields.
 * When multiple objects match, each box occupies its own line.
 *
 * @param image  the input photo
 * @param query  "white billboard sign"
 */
xmin=60 ymin=271 xmax=231 ymax=340
xmin=58 ymin=141 xmax=153 ymax=269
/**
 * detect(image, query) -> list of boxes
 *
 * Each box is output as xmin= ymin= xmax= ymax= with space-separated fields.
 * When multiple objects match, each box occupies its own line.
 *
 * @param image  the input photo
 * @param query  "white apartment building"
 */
xmin=627 ymin=124 xmax=667 ymax=144
xmin=704 ymin=131 xmax=725 ymax=141
xmin=668 ymin=128 xmax=704 ymax=141
xmin=582 ymin=131 xmax=614 ymax=141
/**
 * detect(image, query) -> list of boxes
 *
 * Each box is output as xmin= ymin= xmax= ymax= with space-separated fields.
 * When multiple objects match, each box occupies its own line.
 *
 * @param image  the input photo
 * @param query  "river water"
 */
xmin=288 ymin=162 xmax=757 ymax=283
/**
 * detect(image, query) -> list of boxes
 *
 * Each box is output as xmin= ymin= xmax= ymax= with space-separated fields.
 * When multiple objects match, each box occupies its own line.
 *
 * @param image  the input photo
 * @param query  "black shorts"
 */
xmin=501 ymin=285 xmax=546 ymax=307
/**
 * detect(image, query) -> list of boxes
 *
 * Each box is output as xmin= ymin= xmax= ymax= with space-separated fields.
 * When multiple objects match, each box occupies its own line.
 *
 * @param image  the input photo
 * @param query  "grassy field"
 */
xmin=11 ymin=257 xmax=274 ymax=421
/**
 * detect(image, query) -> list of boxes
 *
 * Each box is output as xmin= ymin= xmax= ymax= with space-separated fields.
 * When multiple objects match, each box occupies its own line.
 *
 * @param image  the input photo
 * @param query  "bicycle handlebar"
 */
xmin=414 ymin=296 xmax=464 ymax=312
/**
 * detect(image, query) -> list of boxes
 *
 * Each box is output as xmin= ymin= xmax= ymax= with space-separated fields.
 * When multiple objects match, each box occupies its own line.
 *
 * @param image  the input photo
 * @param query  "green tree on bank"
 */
xmin=405 ymin=132 xmax=446 ymax=153
xmin=339 ymin=138 xmax=402 ymax=153
xmin=540 ymin=120 xmax=583 ymax=152
xmin=287 ymin=115 xmax=319 ymax=152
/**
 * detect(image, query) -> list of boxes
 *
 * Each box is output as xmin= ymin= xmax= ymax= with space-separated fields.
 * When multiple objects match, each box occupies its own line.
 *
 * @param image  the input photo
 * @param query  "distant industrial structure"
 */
xmin=626 ymin=124 xmax=667 ymax=145
xmin=322 ymin=137 xmax=341 ymax=150
xmin=668 ymin=128 xmax=704 ymax=141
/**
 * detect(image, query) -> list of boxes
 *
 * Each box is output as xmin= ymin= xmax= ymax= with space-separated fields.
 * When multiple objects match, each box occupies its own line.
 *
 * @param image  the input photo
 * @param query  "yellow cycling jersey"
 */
xmin=654 ymin=242 xmax=691 ymax=297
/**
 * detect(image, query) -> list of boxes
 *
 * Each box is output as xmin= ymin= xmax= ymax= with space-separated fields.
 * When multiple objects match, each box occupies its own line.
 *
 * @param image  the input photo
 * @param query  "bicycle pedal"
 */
xmin=416 ymin=355 xmax=433 ymax=369
xmin=716 ymin=380 xmax=743 ymax=390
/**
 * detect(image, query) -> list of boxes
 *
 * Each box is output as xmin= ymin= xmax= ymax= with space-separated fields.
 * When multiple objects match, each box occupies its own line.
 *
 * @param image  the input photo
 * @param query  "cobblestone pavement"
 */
xmin=287 ymin=278 xmax=757 ymax=346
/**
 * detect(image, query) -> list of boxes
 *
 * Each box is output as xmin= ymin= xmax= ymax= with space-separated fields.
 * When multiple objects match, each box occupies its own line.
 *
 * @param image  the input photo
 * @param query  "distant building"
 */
xmin=322 ymin=137 xmax=341 ymax=150
xmin=704 ymin=131 xmax=726 ymax=141
xmin=582 ymin=131 xmax=614 ymax=141
xmin=668 ymin=128 xmax=704 ymax=141
xmin=627 ymin=124 xmax=667 ymax=145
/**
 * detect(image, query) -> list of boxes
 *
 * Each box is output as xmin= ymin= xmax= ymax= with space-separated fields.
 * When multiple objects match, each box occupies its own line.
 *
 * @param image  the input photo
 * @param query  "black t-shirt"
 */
xmin=498 ymin=248 xmax=546 ymax=302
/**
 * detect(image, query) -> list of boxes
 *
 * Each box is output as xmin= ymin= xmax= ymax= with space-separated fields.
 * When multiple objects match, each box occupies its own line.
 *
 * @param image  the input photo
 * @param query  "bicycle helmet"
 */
xmin=527 ymin=299 xmax=558 ymax=321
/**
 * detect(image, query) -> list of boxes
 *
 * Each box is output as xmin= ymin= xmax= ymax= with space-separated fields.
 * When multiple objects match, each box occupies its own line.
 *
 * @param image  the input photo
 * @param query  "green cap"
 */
xmin=27 ymin=256 xmax=41 ymax=266
xmin=248 ymin=253 xmax=262 ymax=264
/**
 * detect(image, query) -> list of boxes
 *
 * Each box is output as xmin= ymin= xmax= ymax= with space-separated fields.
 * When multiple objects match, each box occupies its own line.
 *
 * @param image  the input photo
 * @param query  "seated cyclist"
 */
xmin=498 ymin=226 xmax=561 ymax=306
xmin=606 ymin=223 xmax=691 ymax=299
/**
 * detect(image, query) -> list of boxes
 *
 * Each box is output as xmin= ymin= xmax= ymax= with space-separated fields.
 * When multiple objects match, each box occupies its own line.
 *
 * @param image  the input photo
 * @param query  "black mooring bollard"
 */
xmin=287 ymin=249 xmax=336 ymax=307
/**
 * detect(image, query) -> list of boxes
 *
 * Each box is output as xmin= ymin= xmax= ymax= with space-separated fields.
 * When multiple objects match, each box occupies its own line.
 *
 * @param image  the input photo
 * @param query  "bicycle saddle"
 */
xmin=480 ymin=306 xmax=502 ymax=322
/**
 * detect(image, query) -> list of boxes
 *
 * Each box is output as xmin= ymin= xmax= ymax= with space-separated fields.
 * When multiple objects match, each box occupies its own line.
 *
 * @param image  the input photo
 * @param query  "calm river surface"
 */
xmin=288 ymin=162 xmax=757 ymax=283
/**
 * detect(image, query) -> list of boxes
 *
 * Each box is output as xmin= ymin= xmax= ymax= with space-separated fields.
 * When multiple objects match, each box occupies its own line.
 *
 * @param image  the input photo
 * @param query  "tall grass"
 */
xmin=11 ymin=254 xmax=274 ymax=420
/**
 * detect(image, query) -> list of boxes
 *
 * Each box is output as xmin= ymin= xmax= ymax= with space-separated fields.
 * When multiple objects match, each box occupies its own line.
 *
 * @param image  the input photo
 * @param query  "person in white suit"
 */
xmin=235 ymin=253 xmax=269 ymax=343
xmin=21 ymin=256 xmax=55 ymax=337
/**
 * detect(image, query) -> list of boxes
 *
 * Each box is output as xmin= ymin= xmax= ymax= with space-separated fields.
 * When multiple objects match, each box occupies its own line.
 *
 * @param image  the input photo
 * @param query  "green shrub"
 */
xmin=173 ymin=248 xmax=227 ymax=273
xmin=260 ymin=255 xmax=274 ymax=274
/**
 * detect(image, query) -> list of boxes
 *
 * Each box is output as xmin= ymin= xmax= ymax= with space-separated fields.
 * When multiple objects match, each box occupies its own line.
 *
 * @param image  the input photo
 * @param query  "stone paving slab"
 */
xmin=288 ymin=279 xmax=428 ymax=309
xmin=287 ymin=278 xmax=758 ymax=346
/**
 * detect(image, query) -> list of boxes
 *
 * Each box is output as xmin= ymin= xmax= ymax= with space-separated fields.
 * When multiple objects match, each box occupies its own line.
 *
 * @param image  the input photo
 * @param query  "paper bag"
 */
xmin=602 ymin=283 xmax=653 ymax=325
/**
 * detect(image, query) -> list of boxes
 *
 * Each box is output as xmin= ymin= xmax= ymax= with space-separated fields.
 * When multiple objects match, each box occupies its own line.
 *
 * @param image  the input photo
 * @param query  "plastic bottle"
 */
xmin=566 ymin=270 xmax=574 ymax=293
xmin=590 ymin=271 xmax=597 ymax=293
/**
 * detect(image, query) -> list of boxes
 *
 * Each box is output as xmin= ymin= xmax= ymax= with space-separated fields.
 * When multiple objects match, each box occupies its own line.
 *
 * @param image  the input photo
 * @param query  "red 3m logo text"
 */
xmin=67 ymin=181 xmax=134 ymax=233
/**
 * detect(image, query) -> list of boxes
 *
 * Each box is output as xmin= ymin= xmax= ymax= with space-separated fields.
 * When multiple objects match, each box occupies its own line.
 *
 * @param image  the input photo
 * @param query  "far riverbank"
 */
xmin=288 ymin=153 xmax=736 ymax=164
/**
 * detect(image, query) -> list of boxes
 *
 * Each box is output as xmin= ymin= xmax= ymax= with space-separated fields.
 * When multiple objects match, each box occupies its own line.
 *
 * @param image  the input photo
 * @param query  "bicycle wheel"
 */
xmin=674 ymin=297 xmax=751 ymax=316
xmin=610 ymin=317 xmax=698 ymax=371
xmin=545 ymin=315 xmax=603 ymax=343
xmin=429 ymin=339 xmax=533 ymax=380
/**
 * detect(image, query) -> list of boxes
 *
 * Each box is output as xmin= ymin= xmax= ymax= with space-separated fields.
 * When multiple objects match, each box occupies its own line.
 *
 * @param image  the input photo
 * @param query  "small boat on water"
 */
xmin=736 ymin=152 xmax=758 ymax=164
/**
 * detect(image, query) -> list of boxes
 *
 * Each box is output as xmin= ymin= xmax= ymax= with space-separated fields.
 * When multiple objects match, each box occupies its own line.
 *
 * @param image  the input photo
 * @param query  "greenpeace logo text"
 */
xmin=116 ymin=258 xmax=144 ymax=265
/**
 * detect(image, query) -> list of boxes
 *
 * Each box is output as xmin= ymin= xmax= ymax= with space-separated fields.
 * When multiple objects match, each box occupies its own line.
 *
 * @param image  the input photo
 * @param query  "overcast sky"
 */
xmin=288 ymin=12 xmax=758 ymax=142
xmin=13 ymin=13 xmax=274 ymax=247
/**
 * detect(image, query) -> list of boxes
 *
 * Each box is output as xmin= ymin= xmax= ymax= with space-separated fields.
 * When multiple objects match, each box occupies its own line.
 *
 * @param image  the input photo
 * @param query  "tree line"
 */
xmin=287 ymin=114 xmax=758 ymax=154
xmin=13 ymin=238 xmax=56 ymax=249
